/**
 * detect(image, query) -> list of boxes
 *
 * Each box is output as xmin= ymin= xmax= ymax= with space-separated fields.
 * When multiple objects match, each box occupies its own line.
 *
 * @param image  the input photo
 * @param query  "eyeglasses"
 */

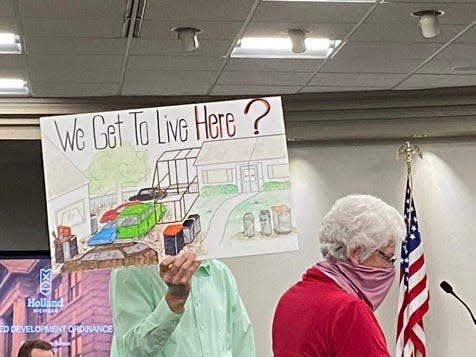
xmin=376 ymin=249 xmax=396 ymax=265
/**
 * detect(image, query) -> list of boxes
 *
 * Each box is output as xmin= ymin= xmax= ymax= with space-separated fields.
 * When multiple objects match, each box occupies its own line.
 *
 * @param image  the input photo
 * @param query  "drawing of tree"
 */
xmin=85 ymin=144 xmax=149 ymax=202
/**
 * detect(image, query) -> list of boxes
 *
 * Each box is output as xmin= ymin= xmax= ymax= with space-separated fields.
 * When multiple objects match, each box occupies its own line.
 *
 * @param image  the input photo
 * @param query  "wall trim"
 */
xmin=1 ymin=86 xmax=476 ymax=142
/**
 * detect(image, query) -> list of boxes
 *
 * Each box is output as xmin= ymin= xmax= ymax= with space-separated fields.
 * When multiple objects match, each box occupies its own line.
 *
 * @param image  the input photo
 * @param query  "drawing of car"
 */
xmin=87 ymin=222 xmax=117 ymax=246
xmin=129 ymin=187 xmax=167 ymax=202
xmin=116 ymin=202 xmax=166 ymax=239
xmin=99 ymin=201 xmax=141 ymax=223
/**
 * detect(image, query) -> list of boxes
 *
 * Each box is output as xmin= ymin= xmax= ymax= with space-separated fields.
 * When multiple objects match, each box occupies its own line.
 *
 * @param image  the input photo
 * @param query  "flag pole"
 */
xmin=397 ymin=141 xmax=423 ymax=229
xmin=397 ymin=141 xmax=422 ymax=175
xmin=395 ymin=141 xmax=428 ymax=357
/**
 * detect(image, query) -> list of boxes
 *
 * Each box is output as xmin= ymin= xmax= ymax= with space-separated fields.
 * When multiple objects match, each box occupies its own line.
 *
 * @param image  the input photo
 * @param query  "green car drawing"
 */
xmin=116 ymin=202 xmax=166 ymax=239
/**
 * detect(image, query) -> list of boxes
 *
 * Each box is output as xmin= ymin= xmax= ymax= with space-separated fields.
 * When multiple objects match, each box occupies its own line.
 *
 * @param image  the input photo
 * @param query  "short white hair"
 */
xmin=319 ymin=194 xmax=405 ymax=261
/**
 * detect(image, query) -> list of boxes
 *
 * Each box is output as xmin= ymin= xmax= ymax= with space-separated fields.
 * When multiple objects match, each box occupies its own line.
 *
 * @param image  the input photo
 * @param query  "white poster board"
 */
xmin=40 ymin=97 xmax=298 ymax=273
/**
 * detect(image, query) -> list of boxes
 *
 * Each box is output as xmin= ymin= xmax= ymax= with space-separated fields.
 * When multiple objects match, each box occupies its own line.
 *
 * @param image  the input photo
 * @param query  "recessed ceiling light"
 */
xmin=0 ymin=33 xmax=22 ymax=54
xmin=0 ymin=79 xmax=29 ymax=95
xmin=172 ymin=27 xmax=201 ymax=51
xmin=231 ymin=37 xmax=341 ymax=59
xmin=411 ymin=10 xmax=444 ymax=39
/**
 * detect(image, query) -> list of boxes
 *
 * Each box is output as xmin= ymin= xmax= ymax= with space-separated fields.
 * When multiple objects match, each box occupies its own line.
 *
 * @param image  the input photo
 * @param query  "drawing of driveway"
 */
xmin=203 ymin=192 xmax=258 ymax=251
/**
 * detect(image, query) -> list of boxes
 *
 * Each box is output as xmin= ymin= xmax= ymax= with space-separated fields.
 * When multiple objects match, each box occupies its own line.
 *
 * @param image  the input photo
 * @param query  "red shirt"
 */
xmin=272 ymin=267 xmax=390 ymax=357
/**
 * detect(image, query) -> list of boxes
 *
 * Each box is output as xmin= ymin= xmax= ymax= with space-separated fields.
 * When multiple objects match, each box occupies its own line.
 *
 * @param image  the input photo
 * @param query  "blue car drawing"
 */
xmin=87 ymin=222 xmax=117 ymax=246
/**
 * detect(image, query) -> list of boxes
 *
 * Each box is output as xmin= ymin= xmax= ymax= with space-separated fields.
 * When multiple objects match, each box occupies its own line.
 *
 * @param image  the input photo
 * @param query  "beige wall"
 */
xmin=224 ymin=142 xmax=476 ymax=357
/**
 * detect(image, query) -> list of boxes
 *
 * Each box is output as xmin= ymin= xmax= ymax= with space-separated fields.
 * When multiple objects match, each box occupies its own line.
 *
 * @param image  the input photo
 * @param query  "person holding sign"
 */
xmin=109 ymin=251 xmax=255 ymax=356
xmin=272 ymin=194 xmax=404 ymax=357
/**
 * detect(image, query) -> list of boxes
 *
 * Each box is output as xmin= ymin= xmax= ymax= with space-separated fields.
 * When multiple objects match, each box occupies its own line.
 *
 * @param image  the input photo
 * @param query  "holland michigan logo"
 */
xmin=26 ymin=268 xmax=63 ymax=312
xmin=39 ymin=268 xmax=52 ymax=296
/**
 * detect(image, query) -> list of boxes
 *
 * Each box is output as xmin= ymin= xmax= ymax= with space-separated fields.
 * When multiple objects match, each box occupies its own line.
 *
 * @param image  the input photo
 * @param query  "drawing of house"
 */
xmin=194 ymin=135 xmax=290 ymax=194
xmin=42 ymin=139 xmax=91 ymax=257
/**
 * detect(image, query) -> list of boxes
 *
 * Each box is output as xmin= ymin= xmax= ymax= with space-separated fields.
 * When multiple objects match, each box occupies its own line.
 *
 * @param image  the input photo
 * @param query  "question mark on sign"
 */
xmin=243 ymin=98 xmax=271 ymax=135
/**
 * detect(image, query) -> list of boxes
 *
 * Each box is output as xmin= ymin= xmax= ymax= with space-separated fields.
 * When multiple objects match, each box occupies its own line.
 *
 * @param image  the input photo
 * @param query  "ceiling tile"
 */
xmin=0 ymin=55 xmax=27 ymax=67
xmin=351 ymin=23 xmax=465 ymax=43
xmin=335 ymin=42 xmax=442 ymax=60
xmin=28 ymin=55 xmax=124 ymax=70
xmin=125 ymin=69 xmax=216 ymax=82
xmin=130 ymin=38 xmax=232 ymax=56
xmin=24 ymin=37 xmax=125 ymax=54
xmin=432 ymin=43 xmax=476 ymax=60
xmin=366 ymin=2 xmax=476 ymax=25
xmin=0 ymin=16 xmax=18 ymax=33
xmin=301 ymin=86 xmax=385 ymax=93
xmin=145 ymin=0 xmax=256 ymax=21
xmin=22 ymin=18 xmax=123 ymax=37
xmin=122 ymin=82 xmax=210 ymax=96
xmin=397 ymin=74 xmax=476 ymax=89
xmin=30 ymin=82 xmax=119 ymax=96
xmin=0 ymin=67 xmax=28 ymax=78
xmin=29 ymin=68 xmax=121 ymax=83
xmin=0 ymin=0 xmax=15 ymax=17
xmin=322 ymin=58 xmax=423 ymax=74
xmin=225 ymin=58 xmax=322 ymax=72
xmin=455 ymin=25 xmax=476 ymax=43
xmin=140 ymin=20 xmax=243 ymax=40
xmin=245 ymin=22 xmax=355 ymax=39
xmin=253 ymin=2 xmax=373 ymax=23
xmin=217 ymin=71 xmax=311 ymax=86
xmin=310 ymin=73 xmax=403 ymax=87
xmin=417 ymin=58 xmax=476 ymax=74
xmin=123 ymin=69 xmax=217 ymax=95
xmin=18 ymin=0 xmax=125 ymax=18
xmin=128 ymin=55 xmax=226 ymax=71
xmin=210 ymin=84 xmax=299 ymax=95
xmin=391 ymin=0 xmax=475 ymax=3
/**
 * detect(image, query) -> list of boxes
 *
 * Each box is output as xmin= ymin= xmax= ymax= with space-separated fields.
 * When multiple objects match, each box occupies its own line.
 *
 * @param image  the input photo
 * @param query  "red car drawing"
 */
xmin=99 ymin=201 xmax=141 ymax=223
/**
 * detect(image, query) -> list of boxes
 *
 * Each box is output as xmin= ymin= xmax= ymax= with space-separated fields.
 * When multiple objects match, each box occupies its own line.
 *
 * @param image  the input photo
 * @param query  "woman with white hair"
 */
xmin=272 ymin=194 xmax=405 ymax=357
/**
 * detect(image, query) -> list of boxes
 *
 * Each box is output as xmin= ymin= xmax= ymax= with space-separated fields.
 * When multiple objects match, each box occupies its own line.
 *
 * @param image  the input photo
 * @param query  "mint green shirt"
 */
xmin=109 ymin=260 xmax=255 ymax=357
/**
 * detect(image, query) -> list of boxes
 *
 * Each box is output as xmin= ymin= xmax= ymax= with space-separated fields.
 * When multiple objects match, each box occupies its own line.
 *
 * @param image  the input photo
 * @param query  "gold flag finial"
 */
xmin=397 ymin=141 xmax=422 ymax=174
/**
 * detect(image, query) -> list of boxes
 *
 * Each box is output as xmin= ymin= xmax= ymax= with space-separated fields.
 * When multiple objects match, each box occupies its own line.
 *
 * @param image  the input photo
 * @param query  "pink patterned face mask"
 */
xmin=316 ymin=258 xmax=396 ymax=311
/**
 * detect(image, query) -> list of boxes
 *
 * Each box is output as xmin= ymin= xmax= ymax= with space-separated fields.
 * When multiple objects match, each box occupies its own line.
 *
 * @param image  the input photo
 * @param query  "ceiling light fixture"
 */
xmin=231 ymin=36 xmax=340 ymax=59
xmin=172 ymin=27 xmax=201 ymax=52
xmin=0 ymin=79 xmax=28 ymax=95
xmin=288 ymin=29 xmax=306 ymax=54
xmin=411 ymin=10 xmax=444 ymax=39
xmin=0 ymin=33 xmax=22 ymax=54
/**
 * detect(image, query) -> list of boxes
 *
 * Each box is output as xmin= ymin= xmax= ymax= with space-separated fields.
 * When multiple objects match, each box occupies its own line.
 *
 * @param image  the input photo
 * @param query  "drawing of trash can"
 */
xmin=176 ymin=229 xmax=185 ymax=254
xmin=163 ymin=224 xmax=184 ymax=256
xmin=183 ymin=219 xmax=195 ymax=243
xmin=243 ymin=212 xmax=255 ymax=238
xmin=90 ymin=214 xmax=98 ymax=234
xmin=259 ymin=209 xmax=272 ymax=236
xmin=188 ymin=214 xmax=201 ymax=234
xmin=54 ymin=226 xmax=79 ymax=263
xmin=271 ymin=205 xmax=293 ymax=234
xmin=69 ymin=236 xmax=79 ymax=257
xmin=163 ymin=235 xmax=177 ymax=256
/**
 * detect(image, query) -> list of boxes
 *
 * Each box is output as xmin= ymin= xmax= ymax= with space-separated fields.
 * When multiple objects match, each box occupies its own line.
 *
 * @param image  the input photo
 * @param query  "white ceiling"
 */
xmin=1 ymin=0 xmax=476 ymax=97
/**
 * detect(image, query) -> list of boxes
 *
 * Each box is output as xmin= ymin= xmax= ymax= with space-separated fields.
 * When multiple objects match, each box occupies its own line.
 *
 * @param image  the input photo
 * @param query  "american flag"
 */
xmin=396 ymin=177 xmax=430 ymax=357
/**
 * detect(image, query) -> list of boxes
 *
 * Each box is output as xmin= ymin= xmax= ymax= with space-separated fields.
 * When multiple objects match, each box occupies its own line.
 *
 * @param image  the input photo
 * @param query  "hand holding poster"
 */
xmin=40 ymin=97 xmax=298 ymax=273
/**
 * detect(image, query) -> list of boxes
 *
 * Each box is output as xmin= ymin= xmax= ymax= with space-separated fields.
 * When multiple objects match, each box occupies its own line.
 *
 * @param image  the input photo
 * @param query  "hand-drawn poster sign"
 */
xmin=40 ymin=97 xmax=298 ymax=273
